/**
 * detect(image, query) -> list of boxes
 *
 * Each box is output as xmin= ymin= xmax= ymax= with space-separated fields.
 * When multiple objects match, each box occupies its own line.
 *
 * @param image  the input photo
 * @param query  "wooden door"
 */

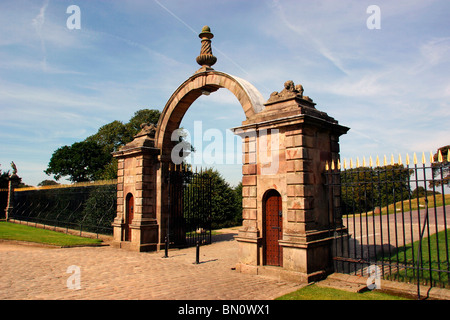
xmin=125 ymin=194 xmax=134 ymax=241
xmin=264 ymin=190 xmax=282 ymax=266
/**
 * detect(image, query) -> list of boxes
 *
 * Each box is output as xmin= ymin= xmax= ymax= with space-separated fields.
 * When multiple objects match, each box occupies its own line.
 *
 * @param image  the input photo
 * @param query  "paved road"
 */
xmin=0 ymin=231 xmax=303 ymax=300
xmin=342 ymin=205 xmax=450 ymax=258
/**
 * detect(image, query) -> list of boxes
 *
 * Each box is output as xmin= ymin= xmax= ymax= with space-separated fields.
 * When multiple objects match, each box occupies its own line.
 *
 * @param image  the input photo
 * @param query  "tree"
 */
xmin=45 ymin=141 xmax=110 ymax=182
xmin=85 ymin=120 xmax=129 ymax=154
xmin=412 ymin=186 xmax=440 ymax=198
xmin=38 ymin=180 xmax=60 ymax=187
xmin=232 ymin=182 xmax=243 ymax=225
xmin=205 ymin=169 xmax=241 ymax=229
xmin=126 ymin=109 xmax=161 ymax=136
xmin=185 ymin=168 xmax=241 ymax=229
xmin=341 ymin=164 xmax=413 ymax=214
xmin=82 ymin=109 xmax=162 ymax=180
xmin=431 ymin=145 xmax=450 ymax=188
xmin=45 ymin=109 xmax=162 ymax=182
xmin=0 ymin=164 xmax=10 ymax=189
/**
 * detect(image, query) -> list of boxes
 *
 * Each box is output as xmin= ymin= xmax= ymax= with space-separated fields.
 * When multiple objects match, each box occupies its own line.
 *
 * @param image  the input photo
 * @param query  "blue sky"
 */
xmin=1 ymin=0 xmax=449 ymax=187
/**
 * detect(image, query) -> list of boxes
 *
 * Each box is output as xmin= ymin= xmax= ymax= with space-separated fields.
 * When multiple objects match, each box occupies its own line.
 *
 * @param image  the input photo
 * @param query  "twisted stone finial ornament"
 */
xmin=196 ymin=26 xmax=217 ymax=71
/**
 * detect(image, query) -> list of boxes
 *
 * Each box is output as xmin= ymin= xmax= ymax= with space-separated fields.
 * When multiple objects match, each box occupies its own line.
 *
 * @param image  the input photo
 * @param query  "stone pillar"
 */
xmin=112 ymin=124 xmax=160 ymax=252
xmin=234 ymin=81 xmax=349 ymax=282
xmin=4 ymin=174 xmax=20 ymax=221
xmin=235 ymin=129 xmax=260 ymax=268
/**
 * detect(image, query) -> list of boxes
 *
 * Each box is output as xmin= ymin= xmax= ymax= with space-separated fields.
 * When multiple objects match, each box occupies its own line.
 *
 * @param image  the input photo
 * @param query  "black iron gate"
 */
xmin=325 ymin=155 xmax=449 ymax=299
xmin=168 ymin=165 xmax=212 ymax=247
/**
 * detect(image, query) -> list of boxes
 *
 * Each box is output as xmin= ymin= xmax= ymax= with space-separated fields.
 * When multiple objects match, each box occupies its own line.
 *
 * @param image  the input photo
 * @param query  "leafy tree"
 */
xmin=341 ymin=164 xmax=413 ymax=214
xmin=85 ymin=120 xmax=129 ymax=154
xmin=45 ymin=141 xmax=110 ymax=182
xmin=38 ymin=180 xmax=60 ymax=187
xmin=0 ymin=164 xmax=9 ymax=189
xmin=375 ymin=164 xmax=413 ymax=206
xmin=206 ymin=169 xmax=241 ymax=229
xmin=45 ymin=109 xmax=161 ymax=182
xmin=98 ymin=158 xmax=119 ymax=180
xmin=412 ymin=186 xmax=440 ymax=198
xmin=431 ymin=145 xmax=450 ymax=187
xmin=184 ymin=168 xmax=241 ymax=229
xmin=126 ymin=109 xmax=161 ymax=136
xmin=232 ymin=182 xmax=243 ymax=225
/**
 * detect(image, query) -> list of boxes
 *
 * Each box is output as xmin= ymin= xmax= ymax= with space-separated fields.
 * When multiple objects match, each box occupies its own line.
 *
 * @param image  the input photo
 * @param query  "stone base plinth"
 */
xmin=235 ymin=263 xmax=327 ymax=284
xmin=236 ymin=229 xmax=346 ymax=284
xmin=111 ymin=219 xmax=159 ymax=252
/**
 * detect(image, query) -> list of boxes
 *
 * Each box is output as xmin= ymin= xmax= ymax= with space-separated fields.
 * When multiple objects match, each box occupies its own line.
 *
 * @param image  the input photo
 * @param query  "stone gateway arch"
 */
xmin=112 ymin=26 xmax=349 ymax=283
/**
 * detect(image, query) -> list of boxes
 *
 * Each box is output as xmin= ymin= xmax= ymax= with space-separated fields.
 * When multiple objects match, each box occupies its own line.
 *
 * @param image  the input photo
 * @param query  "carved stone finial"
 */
xmin=196 ymin=26 xmax=217 ymax=71
xmin=10 ymin=161 xmax=17 ymax=175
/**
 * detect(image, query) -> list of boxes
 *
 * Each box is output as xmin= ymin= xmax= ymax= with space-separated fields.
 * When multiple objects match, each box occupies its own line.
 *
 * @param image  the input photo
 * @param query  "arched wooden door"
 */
xmin=125 ymin=193 xmax=134 ymax=241
xmin=263 ymin=190 xmax=282 ymax=266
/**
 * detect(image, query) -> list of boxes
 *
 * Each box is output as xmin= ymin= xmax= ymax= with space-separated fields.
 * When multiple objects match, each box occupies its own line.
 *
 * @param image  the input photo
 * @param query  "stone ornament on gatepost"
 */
xmin=4 ymin=162 xmax=21 ymax=221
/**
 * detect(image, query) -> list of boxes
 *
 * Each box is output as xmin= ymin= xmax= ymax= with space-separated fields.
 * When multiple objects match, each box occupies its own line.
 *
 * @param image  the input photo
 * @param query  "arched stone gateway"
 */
xmin=112 ymin=26 xmax=350 ymax=283
xmin=155 ymin=70 xmax=265 ymax=159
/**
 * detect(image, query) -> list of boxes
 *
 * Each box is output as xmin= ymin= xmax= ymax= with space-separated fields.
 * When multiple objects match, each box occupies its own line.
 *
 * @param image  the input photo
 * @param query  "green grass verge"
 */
xmin=276 ymin=284 xmax=410 ymax=300
xmin=347 ymin=194 xmax=450 ymax=218
xmin=378 ymin=194 xmax=450 ymax=216
xmin=0 ymin=221 xmax=102 ymax=247
xmin=383 ymin=228 xmax=449 ymax=286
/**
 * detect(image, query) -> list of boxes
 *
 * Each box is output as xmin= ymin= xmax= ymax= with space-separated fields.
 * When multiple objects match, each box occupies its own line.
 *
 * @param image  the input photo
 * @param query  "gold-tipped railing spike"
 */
xmin=331 ymin=160 xmax=335 ymax=170
xmin=340 ymin=152 xmax=450 ymax=167
xmin=325 ymin=161 xmax=329 ymax=171
xmin=438 ymin=150 xmax=443 ymax=163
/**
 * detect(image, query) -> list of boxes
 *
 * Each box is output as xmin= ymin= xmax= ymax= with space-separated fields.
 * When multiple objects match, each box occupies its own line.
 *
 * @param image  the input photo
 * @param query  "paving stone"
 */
xmin=0 ymin=236 xmax=302 ymax=300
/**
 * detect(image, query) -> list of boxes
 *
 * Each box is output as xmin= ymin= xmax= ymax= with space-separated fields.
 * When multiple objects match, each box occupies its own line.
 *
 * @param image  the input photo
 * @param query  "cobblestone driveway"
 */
xmin=0 ymin=233 xmax=302 ymax=300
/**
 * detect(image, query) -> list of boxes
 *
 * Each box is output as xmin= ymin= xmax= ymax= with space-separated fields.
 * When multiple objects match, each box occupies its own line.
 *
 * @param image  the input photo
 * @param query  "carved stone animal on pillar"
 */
xmin=267 ymin=80 xmax=313 ymax=104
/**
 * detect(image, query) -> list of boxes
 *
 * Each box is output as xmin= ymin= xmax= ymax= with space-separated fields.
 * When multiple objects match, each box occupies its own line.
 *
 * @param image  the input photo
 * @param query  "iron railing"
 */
xmin=10 ymin=181 xmax=117 ymax=236
xmin=325 ymin=153 xmax=449 ymax=298
xmin=168 ymin=165 xmax=212 ymax=247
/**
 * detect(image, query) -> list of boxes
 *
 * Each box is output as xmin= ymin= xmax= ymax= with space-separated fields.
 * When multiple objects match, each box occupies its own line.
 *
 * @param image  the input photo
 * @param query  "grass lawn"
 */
xmin=383 ymin=228 xmax=449 ymax=286
xmin=0 ymin=221 xmax=102 ymax=247
xmin=379 ymin=194 xmax=450 ymax=216
xmin=348 ymin=194 xmax=450 ymax=218
xmin=276 ymin=284 xmax=411 ymax=300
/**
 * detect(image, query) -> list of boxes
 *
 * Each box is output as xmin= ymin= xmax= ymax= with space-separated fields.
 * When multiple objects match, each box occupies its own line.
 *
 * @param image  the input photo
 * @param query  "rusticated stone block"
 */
xmin=242 ymin=175 xmax=257 ymax=186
